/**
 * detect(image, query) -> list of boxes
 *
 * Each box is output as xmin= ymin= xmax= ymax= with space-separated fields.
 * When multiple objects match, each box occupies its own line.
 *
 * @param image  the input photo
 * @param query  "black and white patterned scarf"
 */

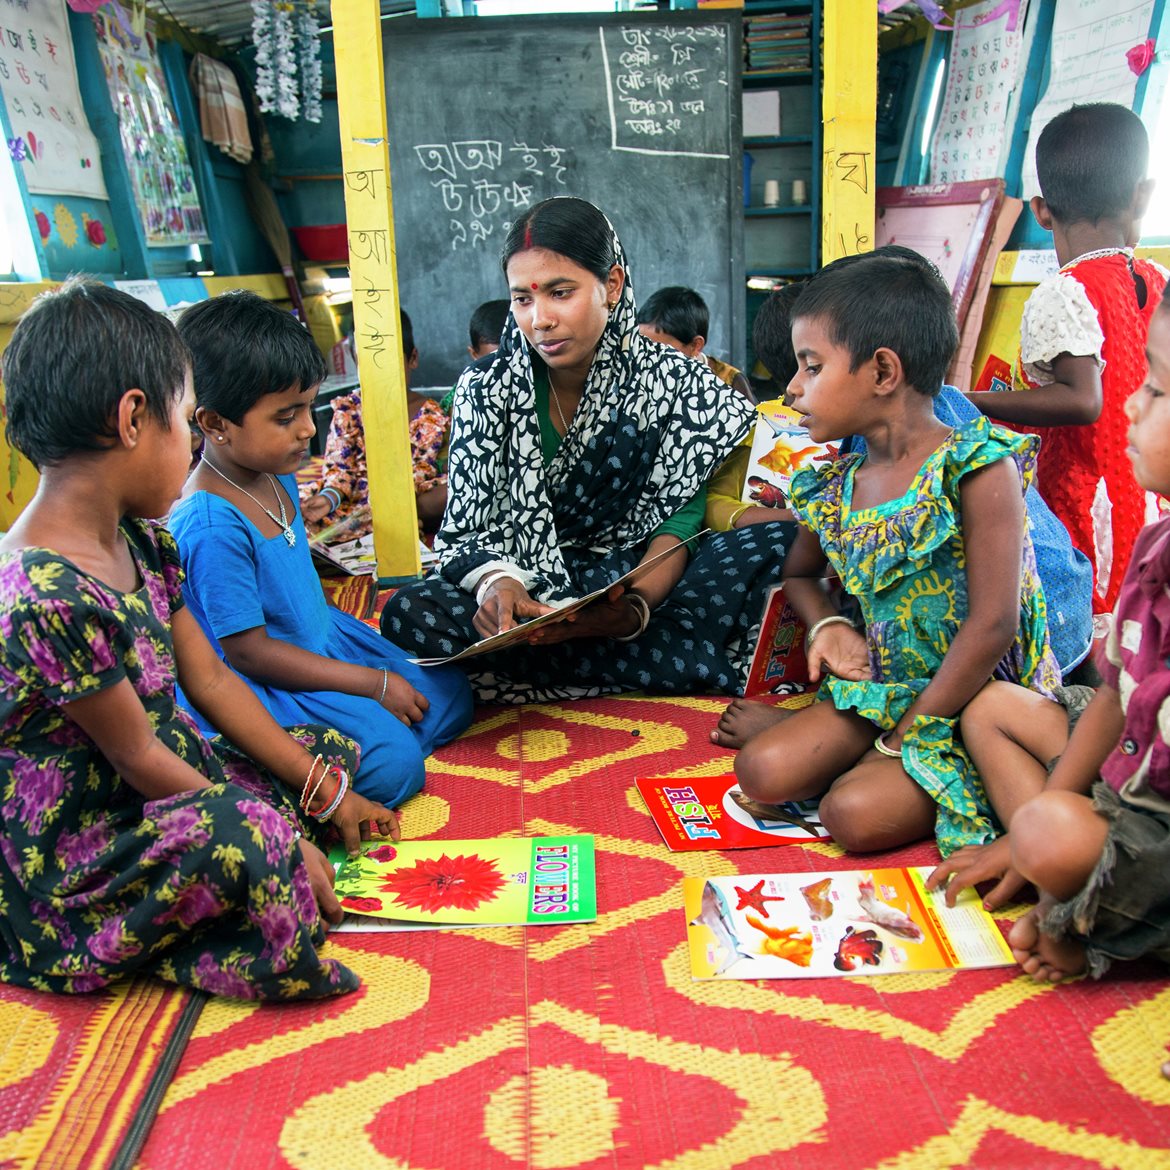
xmin=436 ymin=207 xmax=753 ymax=602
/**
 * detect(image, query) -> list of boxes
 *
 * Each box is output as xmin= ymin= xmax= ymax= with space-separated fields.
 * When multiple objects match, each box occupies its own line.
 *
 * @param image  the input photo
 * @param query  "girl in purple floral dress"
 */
xmin=0 ymin=282 xmax=396 ymax=1000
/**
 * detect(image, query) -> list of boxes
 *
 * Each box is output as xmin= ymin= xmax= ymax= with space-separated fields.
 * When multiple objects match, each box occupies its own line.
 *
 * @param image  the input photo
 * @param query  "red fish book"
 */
xmin=636 ymin=773 xmax=830 ymax=851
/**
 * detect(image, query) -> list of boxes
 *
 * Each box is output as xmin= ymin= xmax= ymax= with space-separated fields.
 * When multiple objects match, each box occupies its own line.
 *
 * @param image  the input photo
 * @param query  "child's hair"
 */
xmin=177 ymin=290 xmax=327 ymax=422
xmin=468 ymin=299 xmax=510 ymax=349
xmin=1036 ymin=103 xmax=1149 ymax=225
xmin=2 ymin=278 xmax=190 ymax=468
xmin=793 ymin=251 xmax=958 ymax=397
xmin=636 ymin=286 xmax=709 ymax=346
xmin=399 ymin=307 xmax=415 ymax=360
xmin=501 ymin=196 xmax=617 ymax=283
xmin=751 ymin=283 xmax=805 ymax=388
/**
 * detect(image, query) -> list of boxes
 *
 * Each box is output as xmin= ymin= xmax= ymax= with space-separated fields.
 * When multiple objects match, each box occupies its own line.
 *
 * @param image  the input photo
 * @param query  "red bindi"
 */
xmin=531 ymin=282 xmax=538 ymax=290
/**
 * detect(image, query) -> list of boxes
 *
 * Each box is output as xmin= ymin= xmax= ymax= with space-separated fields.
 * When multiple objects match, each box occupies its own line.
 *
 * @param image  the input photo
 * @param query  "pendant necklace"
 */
xmin=201 ymin=458 xmax=296 ymax=547
xmin=549 ymin=379 xmax=571 ymax=434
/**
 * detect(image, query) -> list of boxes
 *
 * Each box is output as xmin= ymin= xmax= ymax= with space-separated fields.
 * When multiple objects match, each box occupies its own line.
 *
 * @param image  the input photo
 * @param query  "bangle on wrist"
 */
xmin=300 ymin=754 xmax=327 ymax=811
xmin=313 ymin=767 xmax=349 ymax=822
xmin=613 ymin=592 xmax=651 ymax=642
xmin=873 ymin=732 xmax=902 ymax=759
xmin=374 ymin=667 xmax=389 ymax=704
xmin=475 ymin=570 xmax=514 ymax=606
xmin=728 ymin=504 xmax=752 ymax=529
xmin=320 ymin=487 xmax=342 ymax=514
xmin=804 ymin=614 xmax=855 ymax=654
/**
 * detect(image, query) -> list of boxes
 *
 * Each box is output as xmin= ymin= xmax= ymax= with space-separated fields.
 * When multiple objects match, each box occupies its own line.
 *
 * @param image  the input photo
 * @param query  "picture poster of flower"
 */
xmin=92 ymin=9 xmax=208 ymax=246
xmin=928 ymin=0 xmax=1031 ymax=184
xmin=0 ymin=0 xmax=107 ymax=199
xmin=329 ymin=835 xmax=597 ymax=928
xmin=684 ymin=866 xmax=1015 ymax=981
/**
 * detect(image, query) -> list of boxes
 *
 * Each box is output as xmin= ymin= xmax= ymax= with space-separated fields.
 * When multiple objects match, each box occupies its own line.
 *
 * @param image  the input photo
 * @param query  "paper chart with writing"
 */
xmin=930 ymin=0 xmax=1031 ymax=184
xmin=0 ymin=0 xmax=106 ymax=199
xmin=1020 ymin=0 xmax=1155 ymax=200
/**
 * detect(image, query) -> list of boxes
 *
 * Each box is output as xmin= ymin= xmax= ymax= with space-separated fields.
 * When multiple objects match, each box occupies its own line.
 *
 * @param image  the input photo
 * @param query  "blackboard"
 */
xmin=381 ymin=10 xmax=744 ymax=388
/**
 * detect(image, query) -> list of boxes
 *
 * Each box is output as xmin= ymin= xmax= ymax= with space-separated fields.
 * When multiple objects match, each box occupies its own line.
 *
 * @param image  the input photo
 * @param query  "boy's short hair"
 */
xmin=794 ymin=252 xmax=958 ymax=396
xmin=177 ymin=290 xmax=327 ymax=422
xmin=1036 ymin=103 xmax=1149 ymax=225
xmin=468 ymin=299 xmax=510 ymax=350
xmin=751 ymin=282 xmax=805 ymax=388
xmin=2 ymin=278 xmax=190 ymax=468
xmin=636 ymin=286 xmax=709 ymax=346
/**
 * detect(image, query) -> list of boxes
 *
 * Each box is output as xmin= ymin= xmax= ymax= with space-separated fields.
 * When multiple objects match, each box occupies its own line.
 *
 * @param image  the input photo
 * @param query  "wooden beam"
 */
xmin=821 ymin=0 xmax=877 ymax=264
xmin=331 ymin=0 xmax=420 ymax=580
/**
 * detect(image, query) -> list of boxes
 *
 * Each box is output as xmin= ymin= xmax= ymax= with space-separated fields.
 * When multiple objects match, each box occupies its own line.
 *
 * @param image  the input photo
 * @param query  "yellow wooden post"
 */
xmin=331 ymin=0 xmax=419 ymax=578
xmin=821 ymin=0 xmax=877 ymax=265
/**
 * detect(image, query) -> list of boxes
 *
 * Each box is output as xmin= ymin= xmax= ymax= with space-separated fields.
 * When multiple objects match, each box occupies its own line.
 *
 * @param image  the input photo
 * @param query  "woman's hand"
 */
xmin=807 ymin=624 xmax=870 ymax=683
xmin=734 ymin=506 xmax=794 ymax=527
xmin=473 ymin=577 xmax=554 ymax=638
xmin=330 ymin=789 xmax=401 ymax=857
xmin=525 ymin=585 xmax=641 ymax=644
xmin=376 ymin=670 xmax=429 ymax=726
xmin=297 ymin=836 xmax=343 ymax=925
xmin=301 ymin=493 xmax=334 ymax=524
xmin=925 ymin=836 xmax=1025 ymax=910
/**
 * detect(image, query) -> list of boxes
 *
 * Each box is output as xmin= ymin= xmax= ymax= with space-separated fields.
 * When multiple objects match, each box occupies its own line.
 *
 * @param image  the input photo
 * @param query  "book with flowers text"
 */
xmin=329 ymin=835 xmax=596 ymax=930
xmin=685 ymin=866 xmax=1014 ymax=980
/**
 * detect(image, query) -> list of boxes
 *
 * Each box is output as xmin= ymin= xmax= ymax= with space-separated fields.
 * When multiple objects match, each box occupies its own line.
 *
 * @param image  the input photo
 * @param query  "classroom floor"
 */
xmin=4 ymin=692 xmax=1169 ymax=1170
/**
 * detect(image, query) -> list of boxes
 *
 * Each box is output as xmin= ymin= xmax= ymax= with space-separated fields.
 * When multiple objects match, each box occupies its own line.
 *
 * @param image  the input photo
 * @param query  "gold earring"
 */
xmin=607 ymin=300 xmax=617 ymax=310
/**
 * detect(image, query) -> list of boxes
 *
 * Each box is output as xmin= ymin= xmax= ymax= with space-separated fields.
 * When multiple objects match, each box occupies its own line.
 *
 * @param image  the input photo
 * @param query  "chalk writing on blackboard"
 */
xmin=412 ymin=138 xmax=571 ymax=252
xmin=601 ymin=24 xmax=730 ymax=159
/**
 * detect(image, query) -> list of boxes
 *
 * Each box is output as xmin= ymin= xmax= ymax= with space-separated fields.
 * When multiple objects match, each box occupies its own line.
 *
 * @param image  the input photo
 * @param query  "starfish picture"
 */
xmin=734 ymin=879 xmax=785 ymax=918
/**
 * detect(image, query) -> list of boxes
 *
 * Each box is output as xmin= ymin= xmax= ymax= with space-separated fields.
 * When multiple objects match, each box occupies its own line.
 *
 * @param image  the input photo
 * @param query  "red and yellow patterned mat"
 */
xmin=122 ymin=695 xmax=1170 ymax=1170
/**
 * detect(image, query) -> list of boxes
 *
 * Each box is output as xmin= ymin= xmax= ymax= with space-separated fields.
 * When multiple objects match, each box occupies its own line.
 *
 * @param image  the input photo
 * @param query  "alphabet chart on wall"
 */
xmin=929 ymin=0 xmax=1031 ymax=184
xmin=1020 ymin=0 xmax=1155 ymax=199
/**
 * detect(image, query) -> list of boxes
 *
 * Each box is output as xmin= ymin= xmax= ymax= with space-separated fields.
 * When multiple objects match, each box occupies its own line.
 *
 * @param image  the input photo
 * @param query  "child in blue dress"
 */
xmin=0 ymin=281 xmax=396 ymax=1000
xmin=169 ymin=292 xmax=473 ymax=808
xmin=732 ymin=253 xmax=1064 ymax=857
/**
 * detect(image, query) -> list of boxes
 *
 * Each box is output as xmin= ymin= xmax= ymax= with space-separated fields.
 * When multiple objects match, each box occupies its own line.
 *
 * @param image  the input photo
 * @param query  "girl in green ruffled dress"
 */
xmin=733 ymin=253 xmax=1064 ymax=859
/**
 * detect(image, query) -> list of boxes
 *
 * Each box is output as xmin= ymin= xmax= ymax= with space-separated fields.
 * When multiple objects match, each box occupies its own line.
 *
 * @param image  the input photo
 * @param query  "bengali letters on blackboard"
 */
xmin=604 ymin=23 xmax=730 ymax=157
xmin=411 ymin=138 xmax=571 ymax=252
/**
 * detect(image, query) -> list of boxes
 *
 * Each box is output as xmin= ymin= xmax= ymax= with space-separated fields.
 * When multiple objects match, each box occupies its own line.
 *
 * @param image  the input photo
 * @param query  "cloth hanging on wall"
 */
xmin=189 ymin=53 xmax=253 ymax=164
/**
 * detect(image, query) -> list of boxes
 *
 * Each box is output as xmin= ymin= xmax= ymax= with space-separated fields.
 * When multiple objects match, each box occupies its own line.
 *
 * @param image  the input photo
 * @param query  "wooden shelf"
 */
xmin=744 ymin=134 xmax=814 ymax=147
xmin=745 ymin=206 xmax=813 ymax=217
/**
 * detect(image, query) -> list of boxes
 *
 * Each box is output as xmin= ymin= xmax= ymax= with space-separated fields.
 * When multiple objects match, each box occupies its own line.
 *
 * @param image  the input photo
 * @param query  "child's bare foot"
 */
xmin=710 ymin=698 xmax=795 ymax=749
xmin=1008 ymin=903 xmax=1087 ymax=983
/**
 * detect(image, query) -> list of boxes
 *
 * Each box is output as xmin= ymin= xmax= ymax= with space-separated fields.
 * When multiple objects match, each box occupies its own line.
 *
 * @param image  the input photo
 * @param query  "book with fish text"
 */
xmin=684 ymin=866 xmax=1014 ymax=979
xmin=741 ymin=399 xmax=836 ymax=511
xmin=329 ymin=835 xmax=596 ymax=931
xmin=636 ymin=773 xmax=829 ymax=850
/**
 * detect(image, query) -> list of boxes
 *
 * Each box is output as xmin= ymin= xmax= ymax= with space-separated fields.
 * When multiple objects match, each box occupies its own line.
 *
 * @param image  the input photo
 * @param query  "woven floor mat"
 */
xmin=126 ymin=695 xmax=1170 ymax=1170
xmin=0 ymin=979 xmax=201 ymax=1170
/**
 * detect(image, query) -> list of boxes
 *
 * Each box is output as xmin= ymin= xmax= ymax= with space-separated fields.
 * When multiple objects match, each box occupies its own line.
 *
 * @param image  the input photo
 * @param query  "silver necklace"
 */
xmin=549 ymin=380 xmax=571 ymax=434
xmin=201 ymin=458 xmax=296 ymax=547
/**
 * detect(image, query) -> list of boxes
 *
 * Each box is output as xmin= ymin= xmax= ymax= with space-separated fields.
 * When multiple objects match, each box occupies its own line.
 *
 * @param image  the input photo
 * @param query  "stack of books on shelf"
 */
xmin=744 ymin=12 xmax=812 ymax=75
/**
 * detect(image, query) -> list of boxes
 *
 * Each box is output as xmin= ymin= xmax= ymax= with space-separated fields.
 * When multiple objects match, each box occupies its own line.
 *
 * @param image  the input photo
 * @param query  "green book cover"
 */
xmin=329 ymin=835 xmax=596 ymax=928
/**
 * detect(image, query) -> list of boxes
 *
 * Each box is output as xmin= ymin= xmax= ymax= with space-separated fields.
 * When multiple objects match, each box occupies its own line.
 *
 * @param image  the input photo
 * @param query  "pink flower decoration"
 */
xmin=1127 ymin=39 xmax=1156 ymax=76
xmin=85 ymin=218 xmax=107 ymax=246
xmin=34 ymin=209 xmax=50 ymax=241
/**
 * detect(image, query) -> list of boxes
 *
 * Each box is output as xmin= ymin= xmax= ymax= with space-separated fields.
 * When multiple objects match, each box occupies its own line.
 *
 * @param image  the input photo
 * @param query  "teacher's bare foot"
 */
xmin=710 ymin=698 xmax=795 ymax=749
xmin=1008 ymin=903 xmax=1086 ymax=983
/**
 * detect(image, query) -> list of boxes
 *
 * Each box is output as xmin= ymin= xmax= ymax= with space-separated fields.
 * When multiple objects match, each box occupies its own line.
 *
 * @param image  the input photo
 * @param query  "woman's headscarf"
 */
xmin=437 ymin=200 xmax=753 ymax=602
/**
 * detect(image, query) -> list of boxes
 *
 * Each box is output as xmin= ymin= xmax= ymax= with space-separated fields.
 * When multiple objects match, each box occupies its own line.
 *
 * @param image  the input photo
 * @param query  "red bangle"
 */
xmin=307 ymin=766 xmax=342 ymax=814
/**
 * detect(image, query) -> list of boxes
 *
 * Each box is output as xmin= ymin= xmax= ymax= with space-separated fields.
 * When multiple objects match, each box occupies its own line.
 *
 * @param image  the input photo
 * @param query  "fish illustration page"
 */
xmin=740 ymin=399 xmax=836 ymax=509
xmin=683 ymin=866 xmax=1014 ymax=979
xmin=329 ymin=835 xmax=596 ymax=931
xmin=637 ymin=773 xmax=829 ymax=850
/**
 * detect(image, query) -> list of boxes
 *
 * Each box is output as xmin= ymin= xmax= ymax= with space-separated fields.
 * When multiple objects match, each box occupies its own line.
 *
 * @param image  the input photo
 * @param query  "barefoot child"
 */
xmin=169 ymin=292 xmax=473 ymax=808
xmin=937 ymin=292 xmax=1170 ymax=990
xmin=732 ymin=254 xmax=1063 ymax=856
xmin=0 ymin=281 xmax=396 ymax=999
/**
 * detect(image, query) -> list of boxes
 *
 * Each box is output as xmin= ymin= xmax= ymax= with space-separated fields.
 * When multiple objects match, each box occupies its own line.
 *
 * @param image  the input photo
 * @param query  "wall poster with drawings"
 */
xmin=928 ymin=0 xmax=1031 ymax=185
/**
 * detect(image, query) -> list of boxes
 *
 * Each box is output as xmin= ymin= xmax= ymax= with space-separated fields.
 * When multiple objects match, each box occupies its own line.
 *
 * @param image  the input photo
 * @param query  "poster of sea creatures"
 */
xmin=683 ymin=866 xmax=1014 ymax=979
